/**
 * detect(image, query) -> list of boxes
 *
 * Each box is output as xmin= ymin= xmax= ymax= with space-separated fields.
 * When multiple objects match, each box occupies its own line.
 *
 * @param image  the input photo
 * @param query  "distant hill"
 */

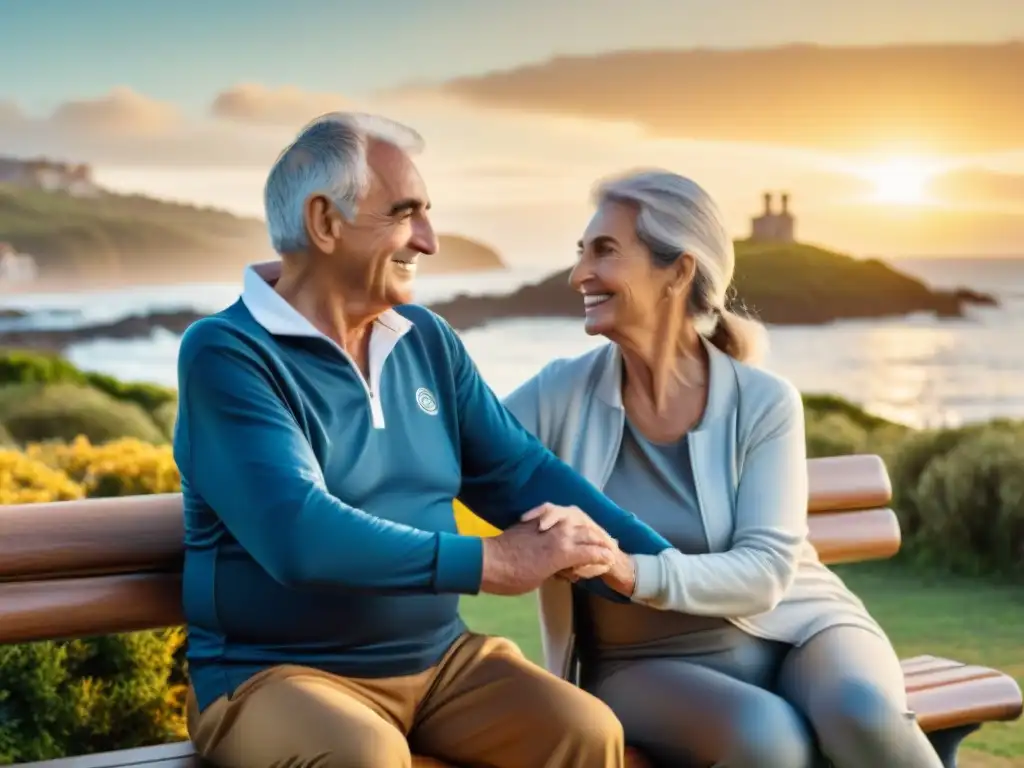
xmin=0 ymin=185 xmax=270 ymax=283
xmin=420 ymin=235 xmax=504 ymax=274
xmin=0 ymin=186 xmax=503 ymax=284
xmin=430 ymin=240 xmax=996 ymax=330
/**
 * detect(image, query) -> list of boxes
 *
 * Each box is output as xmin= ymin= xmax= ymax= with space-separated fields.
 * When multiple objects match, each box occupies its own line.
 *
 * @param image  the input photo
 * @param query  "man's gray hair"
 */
xmin=264 ymin=112 xmax=425 ymax=254
xmin=594 ymin=170 xmax=767 ymax=363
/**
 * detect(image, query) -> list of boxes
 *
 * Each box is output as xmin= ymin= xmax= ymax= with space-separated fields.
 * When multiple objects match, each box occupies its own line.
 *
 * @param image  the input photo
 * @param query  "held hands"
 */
xmin=479 ymin=503 xmax=618 ymax=596
xmin=521 ymin=504 xmax=637 ymax=597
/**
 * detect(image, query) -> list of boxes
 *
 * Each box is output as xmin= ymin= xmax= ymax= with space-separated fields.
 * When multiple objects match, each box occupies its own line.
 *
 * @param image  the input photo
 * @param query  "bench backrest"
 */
xmin=0 ymin=454 xmax=898 ymax=646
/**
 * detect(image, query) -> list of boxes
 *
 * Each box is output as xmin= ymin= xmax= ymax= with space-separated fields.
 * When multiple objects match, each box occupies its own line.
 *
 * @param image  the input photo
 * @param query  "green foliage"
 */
xmin=912 ymin=426 xmax=1024 ymax=576
xmin=83 ymin=372 xmax=176 ymax=414
xmin=0 ymin=350 xmax=176 ymax=413
xmin=0 ymin=631 xmax=186 ymax=762
xmin=0 ymin=383 xmax=167 ymax=445
xmin=731 ymin=241 xmax=957 ymax=321
xmin=151 ymin=400 xmax=178 ymax=441
xmin=0 ymin=185 xmax=265 ymax=278
xmin=0 ymin=351 xmax=176 ymax=445
xmin=802 ymin=395 xmax=1024 ymax=577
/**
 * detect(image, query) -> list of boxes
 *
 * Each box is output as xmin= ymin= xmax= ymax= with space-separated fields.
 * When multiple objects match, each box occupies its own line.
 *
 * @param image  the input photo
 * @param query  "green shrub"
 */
xmin=0 ymin=350 xmax=86 ymax=387
xmin=151 ymin=400 xmax=178 ymax=441
xmin=911 ymin=427 xmax=1024 ymax=577
xmin=0 ymin=351 xmax=176 ymax=420
xmin=0 ymin=422 xmax=16 ymax=448
xmin=0 ymin=631 xmax=186 ymax=762
xmin=802 ymin=393 xmax=897 ymax=431
xmin=804 ymin=411 xmax=870 ymax=458
xmin=0 ymin=384 xmax=166 ymax=445
xmin=83 ymin=372 xmax=176 ymax=414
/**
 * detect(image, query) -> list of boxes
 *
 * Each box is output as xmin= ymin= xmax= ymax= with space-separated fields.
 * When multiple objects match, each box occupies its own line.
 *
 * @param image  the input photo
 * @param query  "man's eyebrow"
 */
xmin=388 ymin=198 xmax=430 ymax=216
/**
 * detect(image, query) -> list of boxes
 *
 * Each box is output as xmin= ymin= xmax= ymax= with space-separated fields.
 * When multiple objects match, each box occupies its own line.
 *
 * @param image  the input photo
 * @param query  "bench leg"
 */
xmin=927 ymin=724 xmax=980 ymax=768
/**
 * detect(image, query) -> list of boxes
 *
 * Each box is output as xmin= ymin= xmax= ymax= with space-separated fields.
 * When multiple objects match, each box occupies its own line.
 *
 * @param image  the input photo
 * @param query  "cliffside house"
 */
xmin=0 ymin=156 xmax=100 ymax=197
xmin=0 ymin=243 xmax=39 ymax=284
xmin=750 ymin=192 xmax=796 ymax=243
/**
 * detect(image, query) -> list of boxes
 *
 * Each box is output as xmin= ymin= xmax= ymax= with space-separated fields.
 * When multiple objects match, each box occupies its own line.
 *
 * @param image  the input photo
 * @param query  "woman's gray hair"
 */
xmin=594 ymin=170 xmax=767 ymax=364
xmin=264 ymin=112 xmax=424 ymax=254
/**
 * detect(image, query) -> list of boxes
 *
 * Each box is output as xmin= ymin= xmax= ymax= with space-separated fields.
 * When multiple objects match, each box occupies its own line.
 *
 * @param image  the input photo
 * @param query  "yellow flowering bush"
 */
xmin=26 ymin=436 xmax=180 ymax=497
xmin=0 ymin=448 xmax=84 ymax=505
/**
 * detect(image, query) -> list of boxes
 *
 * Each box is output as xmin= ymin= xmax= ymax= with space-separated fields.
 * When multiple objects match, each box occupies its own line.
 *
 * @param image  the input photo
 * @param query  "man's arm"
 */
xmin=176 ymin=327 xmax=483 ymax=595
xmin=439 ymin=320 xmax=671 ymax=571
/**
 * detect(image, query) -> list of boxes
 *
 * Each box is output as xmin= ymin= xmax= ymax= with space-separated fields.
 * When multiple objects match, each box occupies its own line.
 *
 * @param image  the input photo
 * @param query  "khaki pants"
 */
xmin=188 ymin=633 xmax=624 ymax=768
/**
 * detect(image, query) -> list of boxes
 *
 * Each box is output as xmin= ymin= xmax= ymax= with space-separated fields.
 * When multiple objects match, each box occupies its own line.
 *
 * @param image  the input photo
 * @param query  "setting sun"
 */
xmin=860 ymin=158 xmax=939 ymax=205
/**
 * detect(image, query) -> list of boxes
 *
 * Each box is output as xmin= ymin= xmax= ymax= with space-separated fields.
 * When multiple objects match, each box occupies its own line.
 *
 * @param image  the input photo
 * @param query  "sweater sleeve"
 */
xmin=177 ymin=328 xmax=483 ymax=595
xmin=440 ymin=320 xmax=672 ymax=565
xmin=630 ymin=379 xmax=808 ymax=617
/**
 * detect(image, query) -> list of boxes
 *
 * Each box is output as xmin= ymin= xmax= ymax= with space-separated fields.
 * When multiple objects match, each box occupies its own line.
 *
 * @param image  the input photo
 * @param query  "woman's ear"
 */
xmin=669 ymin=253 xmax=697 ymax=296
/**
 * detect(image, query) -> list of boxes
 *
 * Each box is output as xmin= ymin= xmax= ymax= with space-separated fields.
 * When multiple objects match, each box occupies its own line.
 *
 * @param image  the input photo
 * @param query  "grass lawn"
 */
xmin=460 ymin=561 xmax=1024 ymax=764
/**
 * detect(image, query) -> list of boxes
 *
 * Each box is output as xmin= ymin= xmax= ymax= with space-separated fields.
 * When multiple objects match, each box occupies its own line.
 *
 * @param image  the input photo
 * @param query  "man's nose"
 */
xmin=410 ymin=215 xmax=438 ymax=256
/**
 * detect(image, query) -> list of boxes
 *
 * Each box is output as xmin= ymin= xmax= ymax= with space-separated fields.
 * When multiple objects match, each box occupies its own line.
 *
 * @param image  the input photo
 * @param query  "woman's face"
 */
xmin=570 ymin=200 xmax=692 ymax=341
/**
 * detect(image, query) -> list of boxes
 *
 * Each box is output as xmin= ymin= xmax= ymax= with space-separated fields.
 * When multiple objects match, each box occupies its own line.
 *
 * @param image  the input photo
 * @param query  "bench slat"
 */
xmin=910 ymin=674 xmax=1024 ymax=732
xmin=0 ymin=495 xmax=183 ymax=582
xmin=807 ymin=508 xmax=900 ymax=563
xmin=0 ymin=574 xmax=182 ymax=644
xmin=807 ymin=454 xmax=892 ymax=512
xmin=0 ymin=509 xmax=898 ymax=644
xmin=0 ymin=455 xmax=893 ymax=583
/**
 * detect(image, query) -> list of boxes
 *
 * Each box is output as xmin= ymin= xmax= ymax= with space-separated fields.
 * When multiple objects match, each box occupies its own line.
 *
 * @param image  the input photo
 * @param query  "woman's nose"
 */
xmin=568 ymin=259 xmax=590 ymax=292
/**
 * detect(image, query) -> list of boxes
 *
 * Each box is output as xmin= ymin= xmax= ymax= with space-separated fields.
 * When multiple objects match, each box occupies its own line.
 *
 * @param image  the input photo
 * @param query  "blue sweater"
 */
xmin=174 ymin=299 xmax=670 ymax=711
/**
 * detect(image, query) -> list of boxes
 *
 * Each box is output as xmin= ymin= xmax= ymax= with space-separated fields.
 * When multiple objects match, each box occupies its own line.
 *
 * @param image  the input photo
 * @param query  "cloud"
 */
xmin=211 ymin=83 xmax=350 ymax=127
xmin=404 ymin=42 xmax=1024 ymax=154
xmin=48 ymin=87 xmax=181 ymax=136
xmin=930 ymin=168 xmax=1024 ymax=204
xmin=0 ymin=88 xmax=292 ymax=167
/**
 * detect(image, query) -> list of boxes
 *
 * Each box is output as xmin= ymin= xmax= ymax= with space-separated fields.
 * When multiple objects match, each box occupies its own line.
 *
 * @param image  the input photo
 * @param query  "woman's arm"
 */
xmin=631 ymin=379 xmax=808 ymax=617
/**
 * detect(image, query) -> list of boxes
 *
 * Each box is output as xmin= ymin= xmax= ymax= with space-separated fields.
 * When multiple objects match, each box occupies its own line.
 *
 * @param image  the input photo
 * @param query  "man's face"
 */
xmin=306 ymin=140 xmax=437 ymax=310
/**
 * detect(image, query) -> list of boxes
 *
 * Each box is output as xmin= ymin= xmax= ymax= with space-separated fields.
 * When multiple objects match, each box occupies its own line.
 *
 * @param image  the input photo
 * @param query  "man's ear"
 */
xmin=303 ymin=194 xmax=342 ymax=253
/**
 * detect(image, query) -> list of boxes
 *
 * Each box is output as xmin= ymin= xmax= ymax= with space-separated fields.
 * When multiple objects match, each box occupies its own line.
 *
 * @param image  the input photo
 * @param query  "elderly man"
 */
xmin=174 ymin=112 xmax=670 ymax=768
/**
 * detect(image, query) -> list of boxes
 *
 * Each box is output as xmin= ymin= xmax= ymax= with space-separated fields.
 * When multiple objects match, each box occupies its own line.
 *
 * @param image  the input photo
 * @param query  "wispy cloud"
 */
xmin=401 ymin=42 xmax=1024 ymax=155
xmin=210 ymin=84 xmax=351 ymax=127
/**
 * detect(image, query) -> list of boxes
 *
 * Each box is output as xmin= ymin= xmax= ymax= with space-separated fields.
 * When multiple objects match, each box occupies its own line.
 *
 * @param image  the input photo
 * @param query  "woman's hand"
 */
xmin=520 ymin=504 xmax=632 ymax=586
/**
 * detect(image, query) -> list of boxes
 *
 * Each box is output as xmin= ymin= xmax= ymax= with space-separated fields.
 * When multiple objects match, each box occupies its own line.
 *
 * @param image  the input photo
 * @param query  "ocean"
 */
xmin=1 ymin=257 xmax=1022 ymax=429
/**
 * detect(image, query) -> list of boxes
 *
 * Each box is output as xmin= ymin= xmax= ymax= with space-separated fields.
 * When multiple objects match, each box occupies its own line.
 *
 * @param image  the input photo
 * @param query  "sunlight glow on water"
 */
xmin=11 ymin=258 xmax=1024 ymax=430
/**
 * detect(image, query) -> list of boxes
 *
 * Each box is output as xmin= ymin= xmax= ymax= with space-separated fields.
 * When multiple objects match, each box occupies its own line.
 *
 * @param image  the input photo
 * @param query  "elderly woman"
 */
xmin=504 ymin=171 xmax=942 ymax=768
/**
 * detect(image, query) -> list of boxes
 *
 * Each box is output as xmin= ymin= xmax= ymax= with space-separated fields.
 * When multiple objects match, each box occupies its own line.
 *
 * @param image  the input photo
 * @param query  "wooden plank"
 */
xmin=807 ymin=454 xmax=891 ymax=513
xmin=911 ymin=674 xmax=1024 ymax=732
xmin=0 ymin=495 xmax=183 ymax=582
xmin=807 ymin=508 xmax=900 ymax=564
xmin=0 ymin=509 xmax=899 ymax=643
xmin=0 ymin=573 xmax=182 ymax=644
xmin=0 ymin=455 xmax=894 ymax=584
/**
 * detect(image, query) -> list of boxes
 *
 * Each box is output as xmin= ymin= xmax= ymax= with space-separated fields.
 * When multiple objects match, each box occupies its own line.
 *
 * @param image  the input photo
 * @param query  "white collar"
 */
xmin=240 ymin=260 xmax=413 ymax=339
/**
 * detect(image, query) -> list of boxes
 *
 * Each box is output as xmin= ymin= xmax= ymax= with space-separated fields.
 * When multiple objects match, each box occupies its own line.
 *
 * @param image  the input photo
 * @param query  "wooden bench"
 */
xmin=2 ymin=454 xmax=1020 ymax=768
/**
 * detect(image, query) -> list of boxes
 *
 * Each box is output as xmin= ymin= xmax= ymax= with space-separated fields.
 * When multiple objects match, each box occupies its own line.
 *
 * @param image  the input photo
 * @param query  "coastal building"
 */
xmin=0 ymin=156 xmax=100 ymax=197
xmin=750 ymin=192 xmax=796 ymax=243
xmin=0 ymin=243 xmax=39 ymax=284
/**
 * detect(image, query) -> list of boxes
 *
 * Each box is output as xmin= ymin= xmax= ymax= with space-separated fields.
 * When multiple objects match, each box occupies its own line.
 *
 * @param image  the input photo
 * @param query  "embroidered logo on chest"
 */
xmin=415 ymin=387 xmax=439 ymax=415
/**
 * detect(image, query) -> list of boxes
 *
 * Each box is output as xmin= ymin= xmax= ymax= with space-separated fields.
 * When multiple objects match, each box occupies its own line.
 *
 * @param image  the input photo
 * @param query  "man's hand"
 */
xmin=521 ymin=504 xmax=638 ymax=597
xmin=479 ymin=506 xmax=616 ymax=596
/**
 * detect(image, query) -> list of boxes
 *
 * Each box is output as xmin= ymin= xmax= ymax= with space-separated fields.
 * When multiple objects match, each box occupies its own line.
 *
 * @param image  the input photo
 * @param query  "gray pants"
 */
xmin=586 ymin=625 xmax=943 ymax=768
